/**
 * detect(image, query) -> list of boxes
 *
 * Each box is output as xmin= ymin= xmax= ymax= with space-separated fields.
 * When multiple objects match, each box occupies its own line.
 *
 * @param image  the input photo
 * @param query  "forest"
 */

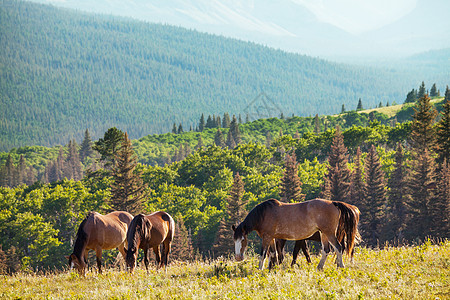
xmin=0 ymin=89 xmax=448 ymax=274
xmin=1 ymin=0 xmax=449 ymax=151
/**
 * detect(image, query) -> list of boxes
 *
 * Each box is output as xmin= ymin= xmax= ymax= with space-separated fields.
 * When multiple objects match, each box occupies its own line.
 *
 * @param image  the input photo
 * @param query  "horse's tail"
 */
xmin=332 ymin=202 xmax=360 ymax=257
xmin=163 ymin=212 xmax=175 ymax=243
xmin=73 ymin=212 xmax=94 ymax=259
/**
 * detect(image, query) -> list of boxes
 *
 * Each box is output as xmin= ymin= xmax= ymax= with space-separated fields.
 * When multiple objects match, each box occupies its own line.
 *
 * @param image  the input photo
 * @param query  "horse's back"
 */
xmin=86 ymin=211 xmax=131 ymax=249
xmin=147 ymin=211 xmax=174 ymax=243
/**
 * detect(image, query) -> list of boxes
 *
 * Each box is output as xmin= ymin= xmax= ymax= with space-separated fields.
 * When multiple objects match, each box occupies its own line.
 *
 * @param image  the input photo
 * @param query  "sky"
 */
xmin=293 ymin=0 xmax=418 ymax=34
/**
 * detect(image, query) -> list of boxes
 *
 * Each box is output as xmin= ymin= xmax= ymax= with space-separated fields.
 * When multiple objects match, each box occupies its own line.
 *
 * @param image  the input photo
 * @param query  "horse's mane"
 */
xmin=73 ymin=212 xmax=94 ymax=258
xmin=234 ymin=199 xmax=280 ymax=239
xmin=127 ymin=214 xmax=149 ymax=252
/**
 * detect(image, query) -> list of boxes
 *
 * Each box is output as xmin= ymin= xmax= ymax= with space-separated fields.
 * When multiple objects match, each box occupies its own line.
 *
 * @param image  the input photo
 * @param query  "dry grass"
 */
xmin=1 ymin=240 xmax=449 ymax=299
xmin=358 ymin=97 xmax=444 ymax=118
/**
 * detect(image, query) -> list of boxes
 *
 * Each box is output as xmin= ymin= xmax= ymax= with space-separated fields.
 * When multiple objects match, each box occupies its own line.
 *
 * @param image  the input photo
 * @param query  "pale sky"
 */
xmin=292 ymin=0 xmax=418 ymax=34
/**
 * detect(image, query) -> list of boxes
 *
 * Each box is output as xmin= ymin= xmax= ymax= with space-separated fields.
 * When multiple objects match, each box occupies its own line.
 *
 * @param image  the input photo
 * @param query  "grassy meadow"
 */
xmin=1 ymin=240 xmax=448 ymax=299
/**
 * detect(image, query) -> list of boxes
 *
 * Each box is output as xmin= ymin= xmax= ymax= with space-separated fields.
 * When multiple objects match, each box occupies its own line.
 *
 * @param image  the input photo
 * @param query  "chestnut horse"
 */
xmin=232 ymin=199 xmax=359 ymax=270
xmin=125 ymin=211 xmax=175 ymax=273
xmin=66 ymin=211 xmax=133 ymax=276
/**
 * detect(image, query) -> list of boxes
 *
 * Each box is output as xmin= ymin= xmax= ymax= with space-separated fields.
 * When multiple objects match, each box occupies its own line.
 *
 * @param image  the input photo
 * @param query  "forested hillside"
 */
xmin=2 ymin=0 xmax=446 ymax=151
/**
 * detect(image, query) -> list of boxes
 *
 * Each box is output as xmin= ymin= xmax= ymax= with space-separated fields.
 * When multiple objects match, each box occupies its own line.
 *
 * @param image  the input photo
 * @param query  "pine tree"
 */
xmin=4 ymin=154 xmax=15 ymax=187
xmin=314 ymin=114 xmax=321 ymax=135
xmin=279 ymin=152 xmax=305 ymax=202
xmin=213 ymin=173 xmax=246 ymax=257
xmin=199 ymin=114 xmax=205 ymax=132
xmin=222 ymin=113 xmax=231 ymax=128
xmin=406 ymin=149 xmax=436 ymax=240
xmin=356 ymin=98 xmax=363 ymax=111
xmin=417 ymin=81 xmax=426 ymax=99
xmin=430 ymin=83 xmax=438 ymax=97
xmin=409 ymin=94 xmax=437 ymax=154
xmin=229 ymin=115 xmax=241 ymax=145
xmin=206 ymin=115 xmax=214 ymax=128
xmin=225 ymin=129 xmax=236 ymax=149
xmin=170 ymin=217 xmax=194 ymax=261
xmin=405 ymin=89 xmax=417 ymax=103
xmin=325 ymin=127 xmax=351 ymax=202
xmin=214 ymin=128 xmax=225 ymax=148
xmin=430 ymin=160 xmax=450 ymax=238
xmin=110 ymin=132 xmax=147 ymax=214
xmin=177 ymin=123 xmax=184 ymax=134
xmin=349 ymin=147 xmax=365 ymax=208
xmin=195 ymin=136 xmax=204 ymax=151
xmin=93 ymin=127 xmax=125 ymax=170
xmin=79 ymin=129 xmax=94 ymax=162
xmin=436 ymin=86 xmax=450 ymax=165
xmin=172 ymin=123 xmax=177 ymax=134
xmin=386 ymin=143 xmax=408 ymax=242
xmin=363 ymin=145 xmax=386 ymax=247
xmin=341 ymin=104 xmax=346 ymax=114
xmin=64 ymin=140 xmax=83 ymax=181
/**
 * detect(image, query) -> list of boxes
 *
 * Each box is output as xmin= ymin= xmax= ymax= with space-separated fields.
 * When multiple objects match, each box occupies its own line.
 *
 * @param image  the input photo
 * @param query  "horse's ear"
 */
xmin=232 ymin=225 xmax=236 ymax=232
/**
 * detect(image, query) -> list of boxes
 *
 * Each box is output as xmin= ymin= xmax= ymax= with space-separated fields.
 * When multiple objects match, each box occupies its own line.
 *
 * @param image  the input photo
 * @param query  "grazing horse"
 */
xmin=125 ymin=211 xmax=175 ymax=273
xmin=66 ymin=211 xmax=133 ymax=276
xmin=232 ymin=199 xmax=359 ymax=270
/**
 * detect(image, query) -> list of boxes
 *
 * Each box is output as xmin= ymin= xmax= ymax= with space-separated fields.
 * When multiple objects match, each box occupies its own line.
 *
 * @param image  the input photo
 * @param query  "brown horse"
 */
xmin=232 ymin=199 xmax=359 ymax=270
xmin=270 ymin=202 xmax=361 ymax=268
xmin=125 ymin=211 xmax=175 ymax=273
xmin=66 ymin=211 xmax=133 ymax=276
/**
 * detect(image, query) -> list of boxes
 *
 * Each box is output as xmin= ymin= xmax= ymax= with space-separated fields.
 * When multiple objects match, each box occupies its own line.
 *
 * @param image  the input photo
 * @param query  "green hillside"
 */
xmin=0 ymin=0 xmax=448 ymax=151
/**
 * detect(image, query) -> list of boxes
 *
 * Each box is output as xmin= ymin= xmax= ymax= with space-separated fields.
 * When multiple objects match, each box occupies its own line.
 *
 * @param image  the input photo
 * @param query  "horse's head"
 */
xmin=232 ymin=224 xmax=247 ymax=261
xmin=125 ymin=214 xmax=152 ymax=273
xmin=124 ymin=246 xmax=138 ymax=273
xmin=65 ymin=253 xmax=86 ymax=276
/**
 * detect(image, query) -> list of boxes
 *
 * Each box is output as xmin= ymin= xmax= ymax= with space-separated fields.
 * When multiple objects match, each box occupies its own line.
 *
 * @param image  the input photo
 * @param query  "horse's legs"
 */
xmin=267 ymin=240 xmax=278 ymax=270
xmin=327 ymin=235 xmax=344 ymax=268
xmin=117 ymin=243 xmax=127 ymax=270
xmin=143 ymin=248 xmax=150 ymax=273
xmin=95 ymin=247 xmax=102 ymax=274
xmin=153 ymin=246 xmax=161 ymax=269
xmin=259 ymin=237 xmax=273 ymax=270
xmin=162 ymin=240 xmax=171 ymax=267
xmin=276 ymin=239 xmax=286 ymax=264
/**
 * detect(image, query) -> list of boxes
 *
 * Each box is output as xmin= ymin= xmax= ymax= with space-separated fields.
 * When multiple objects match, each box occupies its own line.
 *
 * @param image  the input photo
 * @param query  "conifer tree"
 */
xmin=407 ymin=149 xmax=436 ymax=240
xmin=386 ymin=143 xmax=408 ymax=242
xmin=4 ymin=155 xmax=15 ymax=187
xmin=409 ymin=94 xmax=437 ymax=154
xmin=213 ymin=173 xmax=246 ymax=257
xmin=341 ymin=104 xmax=345 ymax=114
xmin=356 ymin=98 xmax=363 ymax=111
xmin=17 ymin=155 xmax=26 ymax=186
xmin=279 ymin=152 xmax=305 ymax=202
xmin=430 ymin=83 xmax=438 ymax=97
xmin=177 ymin=123 xmax=184 ymax=134
xmin=229 ymin=115 xmax=241 ymax=145
xmin=349 ymin=147 xmax=365 ymax=208
xmin=110 ymin=132 xmax=147 ymax=214
xmin=93 ymin=127 xmax=125 ymax=170
xmin=170 ymin=217 xmax=194 ymax=261
xmin=417 ymin=81 xmax=426 ymax=99
xmin=363 ymin=145 xmax=386 ymax=247
xmin=79 ymin=129 xmax=94 ymax=162
xmin=436 ymin=86 xmax=450 ymax=165
xmin=222 ymin=113 xmax=231 ymax=128
xmin=195 ymin=136 xmax=204 ymax=150
xmin=430 ymin=160 xmax=450 ymax=238
xmin=214 ymin=128 xmax=225 ymax=148
xmin=265 ymin=131 xmax=273 ymax=148
xmin=65 ymin=140 xmax=83 ymax=181
xmin=225 ymin=129 xmax=236 ymax=150
xmin=324 ymin=127 xmax=351 ymax=202
xmin=172 ymin=123 xmax=177 ymax=134
xmin=405 ymin=89 xmax=417 ymax=103
xmin=314 ymin=114 xmax=321 ymax=135
xmin=198 ymin=114 xmax=205 ymax=132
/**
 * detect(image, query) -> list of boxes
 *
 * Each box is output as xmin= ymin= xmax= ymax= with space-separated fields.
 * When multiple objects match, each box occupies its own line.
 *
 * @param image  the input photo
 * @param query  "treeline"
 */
xmin=2 ymin=0 xmax=447 ymax=151
xmin=0 ymin=92 xmax=449 ymax=273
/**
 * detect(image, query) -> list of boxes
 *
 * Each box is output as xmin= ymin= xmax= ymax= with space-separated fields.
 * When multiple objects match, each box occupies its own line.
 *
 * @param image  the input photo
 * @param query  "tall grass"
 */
xmin=1 ymin=240 xmax=448 ymax=299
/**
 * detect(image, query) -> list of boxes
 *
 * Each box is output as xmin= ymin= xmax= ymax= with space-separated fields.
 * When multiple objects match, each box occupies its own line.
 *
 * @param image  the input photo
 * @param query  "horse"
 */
xmin=125 ymin=211 xmax=175 ymax=273
xmin=232 ymin=198 xmax=359 ymax=270
xmin=66 ymin=211 xmax=133 ymax=276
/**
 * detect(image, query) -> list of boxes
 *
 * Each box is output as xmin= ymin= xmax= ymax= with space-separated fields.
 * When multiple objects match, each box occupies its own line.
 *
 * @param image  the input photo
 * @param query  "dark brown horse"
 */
xmin=66 ymin=211 xmax=133 ymax=276
xmin=125 ymin=211 xmax=175 ymax=273
xmin=232 ymin=199 xmax=360 ymax=270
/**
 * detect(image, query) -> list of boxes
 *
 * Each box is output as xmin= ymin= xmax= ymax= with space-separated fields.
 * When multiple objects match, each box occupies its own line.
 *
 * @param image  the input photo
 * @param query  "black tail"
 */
xmin=73 ymin=212 xmax=92 ymax=259
xmin=332 ymin=202 xmax=360 ymax=257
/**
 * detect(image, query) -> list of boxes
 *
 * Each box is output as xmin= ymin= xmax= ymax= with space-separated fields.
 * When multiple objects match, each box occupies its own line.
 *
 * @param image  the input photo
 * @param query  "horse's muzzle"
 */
xmin=235 ymin=254 xmax=244 ymax=262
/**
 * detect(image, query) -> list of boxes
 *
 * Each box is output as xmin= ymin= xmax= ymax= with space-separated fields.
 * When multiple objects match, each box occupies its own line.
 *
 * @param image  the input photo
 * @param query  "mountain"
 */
xmin=27 ymin=0 xmax=450 ymax=58
xmin=0 ymin=0 xmax=448 ymax=151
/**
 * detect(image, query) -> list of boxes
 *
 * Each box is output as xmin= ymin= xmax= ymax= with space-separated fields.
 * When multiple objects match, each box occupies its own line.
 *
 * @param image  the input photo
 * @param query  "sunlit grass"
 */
xmin=1 ymin=240 xmax=448 ymax=299
xmin=360 ymin=97 xmax=444 ymax=118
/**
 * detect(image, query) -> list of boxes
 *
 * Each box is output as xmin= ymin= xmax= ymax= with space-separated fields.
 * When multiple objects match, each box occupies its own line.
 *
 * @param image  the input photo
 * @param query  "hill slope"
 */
xmin=0 ymin=0 xmax=445 ymax=151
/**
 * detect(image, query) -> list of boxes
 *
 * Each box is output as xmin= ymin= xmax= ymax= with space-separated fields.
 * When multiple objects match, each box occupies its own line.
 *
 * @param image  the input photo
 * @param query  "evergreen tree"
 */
xmin=198 ymin=114 xmax=205 ymax=132
xmin=417 ymin=81 xmax=426 ymax=99
xmin=363 ymin=145 xmax=386 ymax=247
xmin=229 ymin=115 xmax=241 ymax=145
xmin=170 ymin=217 xmax=194 ymax=261
xmin=386 ymin=143 xmax=408 ymax=242
xmin=177 ymin=123 xmax=184 ymax=134
xmin=64 ymin=140 xmax=83 ymax=181
xmin=225 ymin=129 xmax=236 ymax=149
xmin=430 ymin=83 xmax=438 ymax=97
xmin=79 ymin=129 xmax=94 ymax=162
xmin=407 ymin=149 xmax=436 ymax=240
xmin=172 ymin=123 xmax=177 ymax=134
xmin=110 ymin=132 xmax=147 ymax=214
xmin=341 ymin=104 xmax=346 ymax=114
xmin=93 ymin=127 xmax=125 ymax=170
xmin=214 ymin=128 xmax=225 ymax=148
xmin=195 ymin=136 xmax=204 ymax=150
xmin=265 ymin=131 xmax=273 ymax=148
xmin=279 ymin=152 xmax=305 ymax=202
xmin=213 ymin=172 xmax=246 ymax=256
xmin=430 ymin=160 xmax=450 ymax=238
xmin=4 ymin=154 xmax=15 ymax=187
xmin=405 ymin=89 xmax=417 ymax=103
xmin=409 ymin=94 xmax=437 ymax=154
xmin=349 ymin=147 xmax=365 ymax=209
xmin=314 ymin=114 xmax=320 ymax=135
xmin=436 ymin=86 xmax=450 ymax=165
xmin=356 ymin=98 xmax=363 ymax=111
xmin=205 ymin=115 xmax=214 ymax=128
xmin=325 ymin=127 xmax=351 ymax=202
xmin=222 ymin=113 xmax=231 ymax=128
